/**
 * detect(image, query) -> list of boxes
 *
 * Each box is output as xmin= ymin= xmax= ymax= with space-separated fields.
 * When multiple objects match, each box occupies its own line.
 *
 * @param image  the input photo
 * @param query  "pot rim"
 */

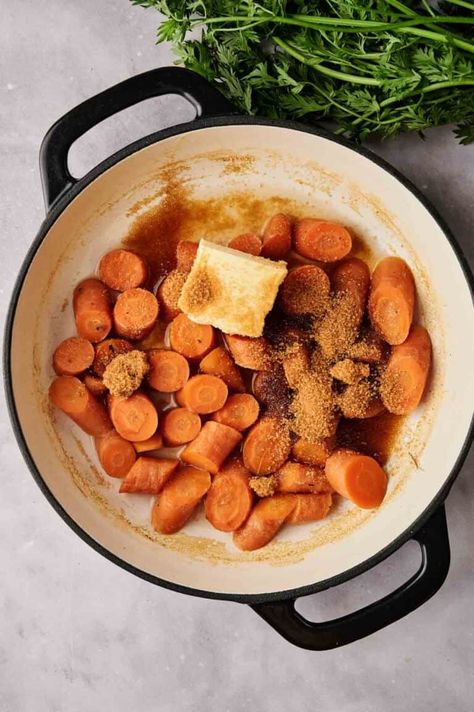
xmin=4 ymin=115 xmax=474 ymax=604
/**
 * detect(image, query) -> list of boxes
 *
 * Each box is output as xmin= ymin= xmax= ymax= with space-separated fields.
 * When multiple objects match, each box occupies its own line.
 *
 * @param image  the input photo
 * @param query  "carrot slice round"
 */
xmin=286 ymin=493 xmax=333 ymax=524
xmin=98 ymin=249 xmax=148 ymax=291
xmin=177 ymin=374 xmax=228 ymax=414
xmin=161 ymin=407 xmax=201 ymax=446
xmin=292 ymin=435 xmax=336 ymax=466
xmin=279 ymin=265 xmax=330 ymax=317
xmin=95 ymin=430 xmax=137 ymax=478
xmin=205 ymin=459 xmax=253 ymax=531
xmin=199 ymin=346 xmax=245 ymax=393
xmin=169 ymin=314 xmax=215 ymax=360
xmin=261 ymin=213 xmax=292 ymax=259
xmin=147 ymin=349 xmax=190 ymax=392
xmin=53 ymin=337 xmax=94 ymax=376
xmin=233 ymin=495 xmax=296 ymax=551
xmin=113 ymin=288 xmax=159 ymax=340
xmin=152 ymin=466 xmax=211 ymax=534
xmin=109 ymin=392 xmax=158 ymax=442
xmin=49 ymin=375 xmax=112 ymax=436
xmin=181 ymin=421 xmax=242 ymax=475
xmin=294 ymin=218 xmax=352 ymax=262
xmin=92 ymin=338 xmax=133 ymax=376
xmin=277 ymin=462 xmax=334 ymax=494
xmin=242 ymin=417 xmax=291 ymax=475
xmin=120 ymin=456 xmax=178 ymax=494
xmin=325 ymin=448 xmax=388 ymax=508
xmin=133 ymin=432 xmax=163 ymax=453
xmin=156 ymin=270 xmax=186 ymax=322
xmin=212 ymin=393 xmax=260 ymax=431
xmin=83 ymin=374 xmax=108 ymax=396
xmin=369 ymin=257 xmax=416 ymax=345
xmin=228 ymin=233 xmax=262 ymax=256
xmin=73 ymin=278 xmax=113 ymax=343
xmin=225 ymin=334 xmax=271 ymax=370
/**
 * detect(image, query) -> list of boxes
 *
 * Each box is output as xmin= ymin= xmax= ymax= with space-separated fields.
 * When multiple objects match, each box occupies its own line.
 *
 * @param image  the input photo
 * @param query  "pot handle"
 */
xmin=39 ymin=66 xmax=235 ymax=209
xmin=252 ymin=504 xmax=450 ymax=650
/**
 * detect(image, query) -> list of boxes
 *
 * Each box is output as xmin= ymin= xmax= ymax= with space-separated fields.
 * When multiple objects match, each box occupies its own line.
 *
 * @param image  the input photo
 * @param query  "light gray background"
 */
xmin=1 ymin=2 xmax=473 ymax=711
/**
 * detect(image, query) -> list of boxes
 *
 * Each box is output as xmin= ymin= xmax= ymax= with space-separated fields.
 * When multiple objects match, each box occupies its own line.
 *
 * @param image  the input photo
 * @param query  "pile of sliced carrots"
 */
xmin=49 ymin=214 xmax=432 ymax=551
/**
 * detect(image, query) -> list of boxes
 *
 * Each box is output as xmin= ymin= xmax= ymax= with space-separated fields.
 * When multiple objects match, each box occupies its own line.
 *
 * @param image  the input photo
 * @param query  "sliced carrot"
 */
xmin=233 ymin=494 xmax=296 ymax=551
xmin=92 ymin=338 xmax=133 ymax=376
xmin=113 ymin=287 xmax=159 ymax=340
xmin=286 ymin=493 xmax=333 ymax=524
xmin=225 ymin=334 xmax=271 ymax=370
xmin=279 ymin=265 xmax=330 ymax=317
xmin=261 ymin=213 xmax=292 ymax=259
xmin=49 ymin=375 xmax=112 ymax=436
xmin=151 ymin=466 xmax=211 ymax=534
xmin=325 ymin=448 xmax=388 ymax=508
xmin=242 ymin=417 xmax=291 ymax=475
xmin=369 ymin=257 xmax=416 ymax=346
xmin=252 ymin=367 xmax=290 ymax=415
xmin=276 ymin=462 xmax=334 ymax=494
xmin=169 ymin=314 xmax=215 ymax=360
xmin=161 ymin=407 xmax=201 ymax=446
xmin=98 ymin=249 xmax=148 ymax=291
xmin=119 ymin=457 xmax=178 ymax=494
xmin=212 ymin=393 xmax=260 ymax=431
xmin=133 ymin=432 xmax=163 ymax=453
xmin=332 ymin=257 xmax=370 ymax=311
xmin=292 ymin=435 xmax=336 ymax=466
xmin=83 ymin=374 xmax=108 ymax=396
xmin=53 ymin=337 xmax=94 ymax=376
xmin=181 ymin=421 xmax=242 ymax=475
xmin=293 ymin=218 xmax=352 ymax=262
xmin=338 ymin=381 xmax=385 ymax=419
xmin=156 ymin=270 xmax=186 ymax=322
xmin=199 ymin=346 xmax=245 ymax=393
xmin=176 ymin=241 xmax=199 ymax=272
xmin=380 ymin=324 xmax=432 ymax=415
xmin=147 ymin=349 xmax=190 ymax=392
xmin=73 ymin=278 xmax=112 ymax=343
xmin=95 ymin=430 xmax=137 ymax=478
xmin=109 ymin=392 xmax=158 ymax=442
xmin=228 ymin=233 xmax=262 ymax=256
xmin=177 ymin=374 xmax=228 ymax=414
xmin=205 ymin=458 xmax=253 ymax=531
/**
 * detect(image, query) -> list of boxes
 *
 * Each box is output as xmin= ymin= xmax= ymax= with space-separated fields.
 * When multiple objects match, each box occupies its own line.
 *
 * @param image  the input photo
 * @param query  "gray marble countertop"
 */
xmin=1 ymin=2 xmax=473 ymax=711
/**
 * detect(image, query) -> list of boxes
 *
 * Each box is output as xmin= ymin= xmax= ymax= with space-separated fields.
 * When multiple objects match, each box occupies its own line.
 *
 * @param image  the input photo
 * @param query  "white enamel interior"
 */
xmin=9 ymin=124 xmax=474 ymax=596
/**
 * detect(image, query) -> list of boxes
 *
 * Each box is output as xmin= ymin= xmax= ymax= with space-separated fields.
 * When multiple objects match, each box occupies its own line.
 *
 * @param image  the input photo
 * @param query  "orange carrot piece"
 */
xmin=49 ymin=375 xmax=112 ymax=436
xmin=380 ymin=324 xmax=432 ymax=415
xmin=242 ymin=417 xmax=291 ymax=475
xmin=332 ymin=257 xmax=371 ymax=311
xmin=151 ymin=466 xmax=211 ymax=534
xmin=228 ymin=233 xmax=262 ymax=256
xmin=156 ymin=270 xmax=186 ymax=322
xmin=279 ymin=265 xmax=330 ymax=317
xmin=83 ymin=374 xmax=108 ymax=396
xmin=53 ymin=337 xmax=94 ymax=376
xmin=161 ymin=407 xmax=201 ymax=446
xmin=294 ymin=218 xmax=352 ymax=262
xmin=325 ymin=448 xmax=388 ymax=508
xmin=276 ymin=462 xmax=334 ymax=494
xmin=73 ymin=278 xmax=112 ymax=343
xmin=109 ymin=392 xmax=158 ymax=442
xmin=119 ymin=456 xmax=178 ymax=494
xmin=92 ymin=338 xmax=133 ymax=376
xmin=286 ymin=493 xmax=333 ymax=524
xmin=176 ymin=241 xmax=199 ymax=272
xmin=169 ymin=314 xmax=215 ymax=360
xmin=205 ymin=459 xmax=253 ymax=531
xmin=181 ymin=421 xmax=242 ymax=475
xmin=133 ymin=432 xmax=163 ymax=453
xmin=113 ymin=287 xmax=159 ymax=340
xmin=369 ymin=257 xmax=416 ymax=345
xmin=225 ymin=334 xmax=271 ymax=370
xmin=147 ymin=349 xmax=190 ymax=392
xmin=233 ymin=495 xmax=296 ymax=551
xmin=212 ymin=393 xmax=260 ymax=431
xmin=261 ymin=213 xmax=292 ymax=259
xmin=292 ymin=436 xmax=336 ymax=466
xmin=252 ymin=367 xmax=289 ymax=415
xmin=98 ymin=249 xmax=148 ymax=291
xmin=199 ymin=346 xmax=245 ymax=393
xmin=95 ymin=430 xmax=137 ymax=478
xmin=177 ymin=374 xmax=228 ymax=414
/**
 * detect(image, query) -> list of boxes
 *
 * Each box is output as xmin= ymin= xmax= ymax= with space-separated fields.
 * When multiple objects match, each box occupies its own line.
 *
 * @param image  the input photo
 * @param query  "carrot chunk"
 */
xmin=279 ymin=265 xmax=330 ymax=317
xmin=380 ymin=324 xmax=432 ymax=415
xmin=169 ymin=314 xmax=215 ymax=360
xmin=181 ymin=421 xmax=242 ymax=475
xmin=161 ymin=407 xmax=201 ymax=446
xmin=233 ymin=495 xmax=296 ymax=551
xmin=73 ymin=278 xmax=112 ymax=343
xmin=212 ymin=393 xmax=259 ymax=431
xmin=109 ymin=392 xmax=158 ymax=442
xmin=92 ymin=338 xmax=133 ymax=376
xmin=325 ymin=448 xmax=388 ymax=508
xmin=276 ymin=462 xmax=334 ymax=494
xmin=199 ymin=346 xmax=245 ymax=393
xmin=98 ymin=249 xmax=148 ymax=291
xmin=152 ymin=466 xmax=211 ymax=534
xmin=83 ymin=374 xmax=107 ymax=396
xmin=292 ymin=435 xmax=336 ymax=466
xmin=225 ymin=334 xmax=271 ymax=370
xmin=147 ymin=349 xmax=190 ymax=392
xmin=95 ymin=429 xmax=137 ymax=478
xmin=228 ymin=233 xmax=262 ymax=256
xmin=294 ymin=219 xmax=352 ymax=262
xmin=261 ymin=213 xmax=292 ymax=259
xmin=369 ymin=257 xmax=415 ymax=345
xmin=286 ymin=493 xmax=333 ymax=524
xmin=53 ymin=337 xmax=94 ymax=376
xmin=205 ymin=458 xmax=253 ymax=531
xmin=120 ymin=456 xmax=178 ymax=493
xmin=49 ymin=375 xmax=112 ymax=436
xmin=242 ymin=417 xmax=291 ymax=475
xmin=113 ymin=288 xmax=159 ymax=340
xmin=133 ymin=432 xmax=163 ymax=453
xmin=177 ymin=374 xmax=228 ymax=414
xmin=156 ymin=270 xmax=186 ymax=322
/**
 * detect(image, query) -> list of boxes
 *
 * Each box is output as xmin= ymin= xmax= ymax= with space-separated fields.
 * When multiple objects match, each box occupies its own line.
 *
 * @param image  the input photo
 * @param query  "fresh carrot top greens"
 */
xmin=49 ymin=212 xmax=430 ymax=550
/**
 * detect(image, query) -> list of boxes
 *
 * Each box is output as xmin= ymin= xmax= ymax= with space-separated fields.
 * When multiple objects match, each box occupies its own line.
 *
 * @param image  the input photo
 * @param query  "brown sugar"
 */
xmin=249 ymin=475 xmax=277 ymax=497
xmin=179 ymin=264 xmax=220 ymax=312
xmin=316 ymin=291 xmax=362 ymax=360
xmin=379 ymin=369 xmax=406 ymax=414
xmin=159 ymin=270 xmax=187 ymax=314
xmin=102 ymin=350 xmax=150 ymax=398
xmin=330 ymin=359 xmax=370 ymax=385
xmin=346 ymin=330 xmax=386 ymax=364
xmin=338 ymin=378 xmax=383 ymax=419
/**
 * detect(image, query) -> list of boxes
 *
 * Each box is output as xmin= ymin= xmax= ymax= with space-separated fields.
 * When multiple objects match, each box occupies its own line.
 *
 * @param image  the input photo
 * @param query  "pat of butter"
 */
xmin=178 ymin=240 xmax=288 ymax=337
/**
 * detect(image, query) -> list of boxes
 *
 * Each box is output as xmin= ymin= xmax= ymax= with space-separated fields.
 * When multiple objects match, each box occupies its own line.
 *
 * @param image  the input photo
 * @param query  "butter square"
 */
xmin=178 ymin=240 xmax=288 ymax=337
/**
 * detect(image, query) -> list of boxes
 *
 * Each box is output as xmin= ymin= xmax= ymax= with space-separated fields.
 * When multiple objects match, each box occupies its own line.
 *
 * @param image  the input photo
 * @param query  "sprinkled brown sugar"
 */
xmin=338 ymin=378 xmax=381 ymax=419
xmin=316 ymin=291 xmax=362 ymax=360
xmin=249 ymin=475 xmax=278 ymax=497
xmin=330 ymin=359 xmax=370 ymax=384
xmin=159 ymin=270 xmax=187 ymax=314
xmin=102 ymin=350 xmax=150 ymax=398
xmin=347 ymin=330 xmax=386 ymax=363
xmin=180 ymin=265 xmax=220 ymax=312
